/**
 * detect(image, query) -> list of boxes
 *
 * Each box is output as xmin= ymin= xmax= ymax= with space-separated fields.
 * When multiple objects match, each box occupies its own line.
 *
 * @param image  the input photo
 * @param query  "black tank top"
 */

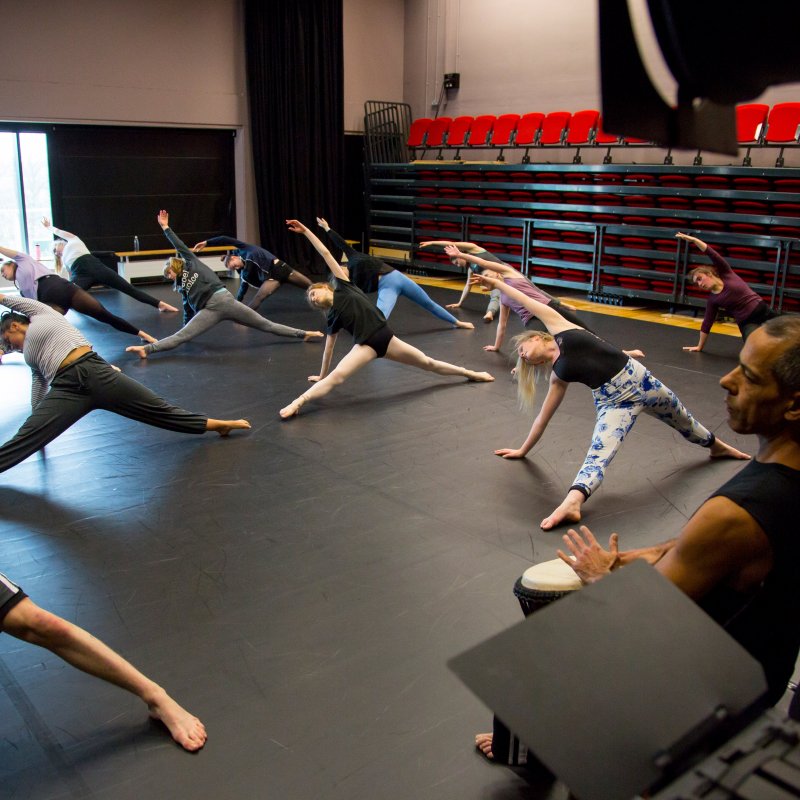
xmin=700 ymin=460 xmax=800 ymax=705
xmin=552 ymin=329 xmax=628 ymax=389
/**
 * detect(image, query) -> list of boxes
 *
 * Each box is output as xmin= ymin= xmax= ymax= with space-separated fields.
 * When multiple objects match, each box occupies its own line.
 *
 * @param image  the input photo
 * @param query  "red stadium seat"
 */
xmin=736 ymin=103 xmax=769 ymax=166
xmin=489 ymin=113 xmax=520 ymax=162
xmin=566 ymin=109 xmax=600 ymax=164
xmin=466 ymin=114 xmax=496 ymax=149
xmin=539 ymin=111 xmax=572 ymax=146
xmin=446 ymin=115 xmax=474 ymax=160
xmin=424 ymin=116 xmax=453 ymax=160
xmin=515 ymin=112 xmax=545 ymax=163
xmin=765 ymin=102 xmax=800 ymax=166
xmin=407 ymin=117 xmax=433 ymax=159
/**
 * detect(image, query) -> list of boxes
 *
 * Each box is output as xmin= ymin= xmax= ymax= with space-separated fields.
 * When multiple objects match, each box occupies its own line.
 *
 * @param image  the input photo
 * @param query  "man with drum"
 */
xmin=477 ymin=315 xmax=800 ymax=759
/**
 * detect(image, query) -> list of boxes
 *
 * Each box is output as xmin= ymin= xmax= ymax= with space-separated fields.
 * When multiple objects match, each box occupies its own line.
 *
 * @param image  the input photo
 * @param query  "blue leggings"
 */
xmin=572 ymin=359 xmax=714 ymax=497
xmin=376 ymin=271 xmax=459 ymax=325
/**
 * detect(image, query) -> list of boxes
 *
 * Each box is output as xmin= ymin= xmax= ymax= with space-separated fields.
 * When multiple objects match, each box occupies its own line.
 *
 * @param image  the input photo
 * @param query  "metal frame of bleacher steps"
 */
xmin=366 ymin=161 xmax=800 ymax=315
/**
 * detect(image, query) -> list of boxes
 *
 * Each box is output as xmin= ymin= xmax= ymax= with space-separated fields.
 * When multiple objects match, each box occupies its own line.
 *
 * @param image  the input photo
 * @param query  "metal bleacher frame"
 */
xmin=365 ymin=159 xmax=800 ymax=314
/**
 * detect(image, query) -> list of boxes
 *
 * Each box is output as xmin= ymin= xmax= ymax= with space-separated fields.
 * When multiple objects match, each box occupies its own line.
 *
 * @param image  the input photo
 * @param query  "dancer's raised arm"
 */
xmin=471 ymin=272 xmax=578 ymax=336
xmin=41 ymin=217 xmax=78 ymax=241
xmin=286 ymin=219 xmax=348 ymax=281
xmin=443 ymin=245 xmax=521 ymax=279
xmin=0 ymin=245 xmax=25 ymax=260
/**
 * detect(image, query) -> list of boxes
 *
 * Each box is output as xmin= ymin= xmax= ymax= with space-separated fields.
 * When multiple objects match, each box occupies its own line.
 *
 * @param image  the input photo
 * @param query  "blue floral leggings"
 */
xmin=571 ymin=359 xmax=714 ymax=498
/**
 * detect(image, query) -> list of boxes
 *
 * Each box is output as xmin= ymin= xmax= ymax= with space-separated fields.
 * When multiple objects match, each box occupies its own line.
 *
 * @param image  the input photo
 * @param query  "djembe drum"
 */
xmin=513 ymin=557 xmax=582 ymax=618
xmin=491 ymin=558 xmax=583 ymax=768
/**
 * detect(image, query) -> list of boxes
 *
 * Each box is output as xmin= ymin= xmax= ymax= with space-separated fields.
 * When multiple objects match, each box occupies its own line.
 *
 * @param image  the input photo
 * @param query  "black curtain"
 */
xmin=244 ymin=0 xmax=344 ymax=274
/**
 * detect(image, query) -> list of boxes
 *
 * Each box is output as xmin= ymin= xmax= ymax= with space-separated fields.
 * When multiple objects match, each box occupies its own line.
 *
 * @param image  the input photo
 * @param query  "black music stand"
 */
xmin=448 ymin=561 xmax=769 ymax=800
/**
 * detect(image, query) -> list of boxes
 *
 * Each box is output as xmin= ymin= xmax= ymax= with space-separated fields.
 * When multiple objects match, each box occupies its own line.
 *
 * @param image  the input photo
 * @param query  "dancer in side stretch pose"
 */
xmin=442 ymin=244 xmax=588 ymax=352
xmin=0 ymin=244 xmax=156 ymax=344
xmin=42 ymin=217 xmax=177 ymax=313
xmin=316 ymin=218 xmax=473 ymax=329
xmin=418 ymin=239 xmax=504 ymax=322
xmin=677 ymin=232 xmax=779 ymax=353
xmin=279 ymin=220 xmax=493 ymax=419
xmin=469 ymin=270 xmax=749 ymax=530
xmin=125 ymin=211 xmax=323 ymax=359
xmin=0 ymin=294 xmax=250 ymax=475
xmin=193 ymin=235 xmax=312 ymax=306
xmin=1 ymin=572 xmax=207 ymax=751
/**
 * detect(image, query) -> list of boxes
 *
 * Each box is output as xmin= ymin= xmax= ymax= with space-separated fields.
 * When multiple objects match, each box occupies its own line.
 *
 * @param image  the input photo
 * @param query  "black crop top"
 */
xmin=552 ymin=329 xmax=628 ymax=389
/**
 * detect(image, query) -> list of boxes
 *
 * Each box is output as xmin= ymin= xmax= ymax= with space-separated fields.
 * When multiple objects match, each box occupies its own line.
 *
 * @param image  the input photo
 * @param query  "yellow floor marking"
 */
xmin=411 ymin=275 xmax=740 ymax=337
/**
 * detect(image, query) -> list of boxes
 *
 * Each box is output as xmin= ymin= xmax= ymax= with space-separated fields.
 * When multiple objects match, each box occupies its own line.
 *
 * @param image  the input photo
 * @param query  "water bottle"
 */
xmin=133 ymin=235 xmax=140 ymax=252
xmin=34 ymin=244 xmax=41 ymax=260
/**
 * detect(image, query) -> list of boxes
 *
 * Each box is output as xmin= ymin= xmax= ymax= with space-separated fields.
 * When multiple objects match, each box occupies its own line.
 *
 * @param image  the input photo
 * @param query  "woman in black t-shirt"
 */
xmin=279 ymin=221 xmax=494 ymax=419
xmin=468 ymin=269 xmax=749 ymax=530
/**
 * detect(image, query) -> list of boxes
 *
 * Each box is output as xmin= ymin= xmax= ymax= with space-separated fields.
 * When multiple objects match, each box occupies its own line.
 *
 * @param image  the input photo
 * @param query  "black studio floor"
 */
xmin=0 ymin=278 xmax=755 ymax=800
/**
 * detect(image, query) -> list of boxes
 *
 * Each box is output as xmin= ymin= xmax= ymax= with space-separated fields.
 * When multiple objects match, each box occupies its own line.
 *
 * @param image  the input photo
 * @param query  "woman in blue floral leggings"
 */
xmin=456 ymin=257 xmax=751 ymax=531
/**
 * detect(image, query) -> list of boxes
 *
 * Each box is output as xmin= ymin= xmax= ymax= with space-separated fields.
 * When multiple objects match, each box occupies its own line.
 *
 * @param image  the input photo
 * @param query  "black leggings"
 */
xmin=0 ymin=352 xmax=208 ymax=475
xmin=37 ymin=275 xmax=141 ymax=337
xmin=739 ymin=302 xmax=779 ymax=340
xmin=70 ymin=254 xmax=161 ymax=308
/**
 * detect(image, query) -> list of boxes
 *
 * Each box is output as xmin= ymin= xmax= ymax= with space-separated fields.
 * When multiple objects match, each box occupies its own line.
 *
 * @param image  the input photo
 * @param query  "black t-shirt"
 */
xmin=325 ymin=227 xmax=393 ymax=294
xmin=326 ymin=279 xmax=389 ymax=343
xmin=552 ymin=329 xmax=628 ymax=388
xmin=700 ymin=460 xmax=800 ymax=706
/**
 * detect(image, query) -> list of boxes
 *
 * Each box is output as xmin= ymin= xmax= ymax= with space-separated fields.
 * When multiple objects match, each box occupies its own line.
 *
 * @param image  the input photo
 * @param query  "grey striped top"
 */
xmin=1 ymin=295 xmax=90 ymax=408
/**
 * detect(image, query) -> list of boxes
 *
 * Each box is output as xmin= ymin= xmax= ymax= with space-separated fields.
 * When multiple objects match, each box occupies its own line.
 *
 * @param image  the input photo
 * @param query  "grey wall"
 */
xmin=401 ymin=0 xmax=800 ymax=167
xmin=0 ymin=0 xmax=798 ymax=238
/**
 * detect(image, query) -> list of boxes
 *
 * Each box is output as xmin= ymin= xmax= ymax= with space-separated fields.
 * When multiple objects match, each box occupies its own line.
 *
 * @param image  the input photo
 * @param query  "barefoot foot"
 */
xmin=158 ymin=301 xmax=178 ymax=312
xmin=147 ymin=691 xmax=207 ymax=752
xmin=540 ymin=491 xmax=585 ymax=530
xmin=126 ymin=345 xmax=148 ymax=359
xmin=475 ymin=732 xmax=494 ymax=760
xmin=466 ymin=371 xmax=494 ymax=382
xmin=709 ymin=439 xmax=751 ymax=460
xmin=139 ymin=331 xmax=157 ymax=344
xmin=207 ymin=418 xmax=251 ymax=436
xmin=304 ymin=331 xmax=324 ymax=342
xmin=280 ymin=394 xmax=308 ymax=419
xmin=455 ymin=320 xmax=475 ymax=330
xmin=483 ymin=313 xmax=494 ymax=323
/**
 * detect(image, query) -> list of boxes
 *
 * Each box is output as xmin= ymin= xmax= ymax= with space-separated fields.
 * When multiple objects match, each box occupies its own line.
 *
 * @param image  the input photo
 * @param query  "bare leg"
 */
xmin=385 ymin=336 xmax=494 ymax=381
xmin=2 ymin=598 xmax=207 ymax=752
xmin=280 ymin=344 xmax=377 ymax=418
xmin=205 ymin=418 xmax=251 ymax=436
xmin=541 ymin=488 xmax=586 ymax=531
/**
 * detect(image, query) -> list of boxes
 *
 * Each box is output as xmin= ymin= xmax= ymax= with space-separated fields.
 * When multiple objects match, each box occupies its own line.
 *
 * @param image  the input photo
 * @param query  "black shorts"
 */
xmin=360 ymin=325 xmax=394 ymax=358
xmin=36 ymin=274 xmax=79 ymax=311
xmin=0 ymin=571 xmax=27 ymax=627
xmin=267 ymin=259 xmax=293 ymax=284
